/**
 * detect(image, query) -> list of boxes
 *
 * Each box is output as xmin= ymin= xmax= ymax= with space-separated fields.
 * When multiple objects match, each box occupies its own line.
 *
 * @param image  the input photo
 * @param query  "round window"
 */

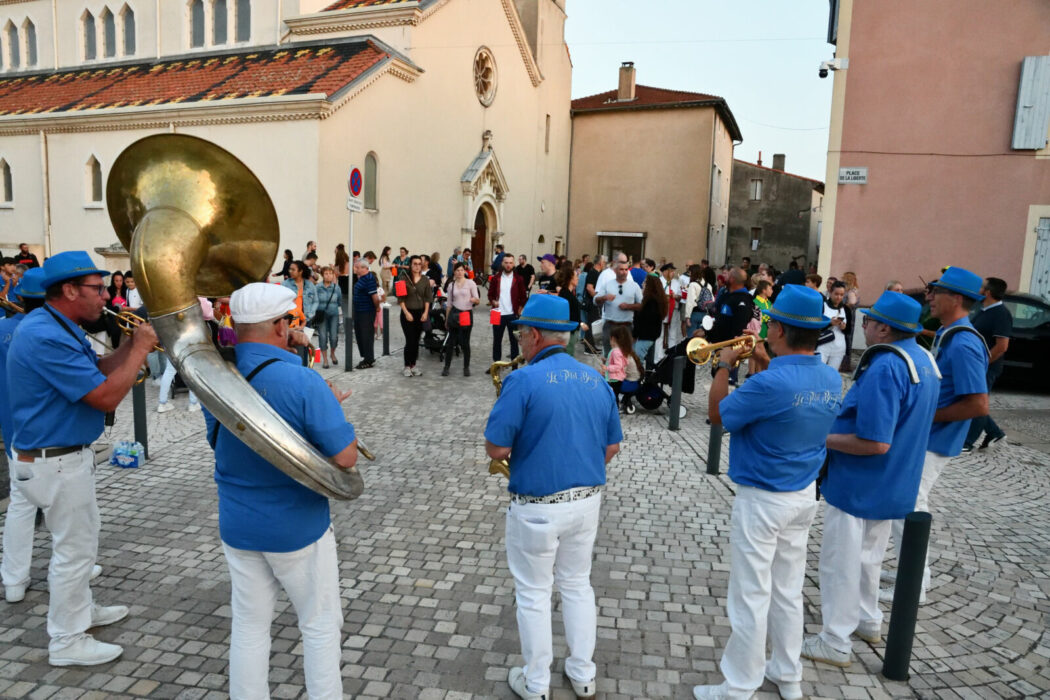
xmin=474 ymin=47 xmax=497 ymax=107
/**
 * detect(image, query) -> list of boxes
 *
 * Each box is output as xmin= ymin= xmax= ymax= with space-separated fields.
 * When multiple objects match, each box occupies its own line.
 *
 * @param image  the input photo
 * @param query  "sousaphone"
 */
xmin=106 ymin=133 xmax=363 ymax=500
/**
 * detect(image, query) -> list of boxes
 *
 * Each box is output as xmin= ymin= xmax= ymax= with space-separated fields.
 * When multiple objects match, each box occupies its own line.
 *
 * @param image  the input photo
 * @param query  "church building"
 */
xmin=0 ymin=0 xmax=571 ymax=273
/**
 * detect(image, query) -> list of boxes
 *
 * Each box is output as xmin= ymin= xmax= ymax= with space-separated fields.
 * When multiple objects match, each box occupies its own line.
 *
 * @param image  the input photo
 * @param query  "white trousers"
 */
xmin=223 ymin=528 xmax=343 ymax=700
xmin=158 ymin=361 xmax=197 ymax=406
xmin=656 ymin=314 xmax=683 ymax=364
xmin=1 ymin=464 xmax=38 ymax=591
xmin=890 ymin=451 xmax=949 ymax=592
xmin=720 ymin=484 xmax=817 ymax=699
xmin=8 ymin=448 xmax=99 ymax=647
xmin=505 ymin=494 xmax=601 ymax=693
xmin=818 ymin=505 xmax=891 ymax=652
xmin=817 ymin=344 xmax=845 ymax=371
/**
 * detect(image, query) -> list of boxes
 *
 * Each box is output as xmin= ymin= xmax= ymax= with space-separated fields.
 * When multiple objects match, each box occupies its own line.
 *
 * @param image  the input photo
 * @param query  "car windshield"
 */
xmin=1002 ymin=298 xmax=1050 ymax=330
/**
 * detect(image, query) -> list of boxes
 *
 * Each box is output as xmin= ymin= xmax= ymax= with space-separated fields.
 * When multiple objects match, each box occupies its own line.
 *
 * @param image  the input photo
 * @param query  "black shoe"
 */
xmin=464 ymin=367 xmax=471 ymax=377
xmin=961 ymin=445 xmax=974 ymax=454
xmin=356 ymin=360 xmax=368 ymax=369
xmin=441 ymin=367 xmax=450 ymax=376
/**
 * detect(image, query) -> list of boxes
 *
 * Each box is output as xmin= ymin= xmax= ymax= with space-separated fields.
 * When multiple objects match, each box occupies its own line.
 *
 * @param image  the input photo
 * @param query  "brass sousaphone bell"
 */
xmin=106 ymin=134 xmax=363 ymax=500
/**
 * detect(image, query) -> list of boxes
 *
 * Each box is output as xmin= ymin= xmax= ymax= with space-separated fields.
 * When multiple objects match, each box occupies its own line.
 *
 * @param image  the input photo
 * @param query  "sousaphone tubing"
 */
xmin=106 ymin=133 xmax=363 ymax=500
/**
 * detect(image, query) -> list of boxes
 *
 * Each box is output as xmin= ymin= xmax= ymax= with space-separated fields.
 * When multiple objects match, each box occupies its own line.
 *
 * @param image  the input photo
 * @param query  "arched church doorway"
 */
xmin=471 ymin=203 xmax=495 ymax=280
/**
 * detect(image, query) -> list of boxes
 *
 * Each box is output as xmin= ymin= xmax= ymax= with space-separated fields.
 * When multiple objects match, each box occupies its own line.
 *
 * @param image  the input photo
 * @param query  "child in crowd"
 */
xmin=605 ymin=325 xmax=644 ymax=414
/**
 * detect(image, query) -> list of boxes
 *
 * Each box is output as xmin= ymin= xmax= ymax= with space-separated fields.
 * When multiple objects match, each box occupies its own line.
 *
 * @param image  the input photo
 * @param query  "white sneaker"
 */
xmin=5 ymin=584 xmax=26 ymax=603
xmin=801 ymin=634 xmax=852 ymax=667
xmin=156 ymin=403 xmax=174 ymax=414
xmin=410 ymin=366 xmax=423 ymax=376
xmin=564 ymin=670 xmax=596 ymax=698
xmin=879 ymin=586 xmax=927 ymax=604
xmin=693 ymin=683 xmax=729 ymax=700
xmin=49 ymin=634 xmax=123 ymax=666
xmin=763 ymin=663 xmax=803 ymax=700
xmin=402 ymin=367 xmax=413 ymax=377
xmin=90 ymin=604 xmax=129 ymax=628
xmin=854 ymin=621 xmax=882 ymax=644
xmin=91 ymin=565 xmax=102 ymax=580
xmin=880 ymin=569 xmax=897 ymax=583
xmin=508 ymin=667 xmax=547 ymax=700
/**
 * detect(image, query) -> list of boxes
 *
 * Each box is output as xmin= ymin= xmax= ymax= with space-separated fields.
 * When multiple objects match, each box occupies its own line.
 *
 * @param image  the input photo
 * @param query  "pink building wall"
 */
xmin=829 ymin=0 xmax=1050 ymax=301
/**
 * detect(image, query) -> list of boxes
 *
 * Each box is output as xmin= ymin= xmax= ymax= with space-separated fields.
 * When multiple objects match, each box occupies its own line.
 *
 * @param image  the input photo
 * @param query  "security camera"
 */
xmin=818 ymin=57 xmax=847 ymax=78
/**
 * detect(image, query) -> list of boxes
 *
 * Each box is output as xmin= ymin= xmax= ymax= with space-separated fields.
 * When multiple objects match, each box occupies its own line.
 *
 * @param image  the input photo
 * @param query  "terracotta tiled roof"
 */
xmin=323 ymin=0 xmax=438 ymax=10
xmin=572 ymin=84 xmax=743 ymax=142
xmin=0 ymin=40 xmax=388 ymax=117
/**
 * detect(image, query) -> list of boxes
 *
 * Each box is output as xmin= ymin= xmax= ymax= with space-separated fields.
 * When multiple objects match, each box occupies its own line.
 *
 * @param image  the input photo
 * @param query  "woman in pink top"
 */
xmin=442 ymin=262 xmax=480 ymax=377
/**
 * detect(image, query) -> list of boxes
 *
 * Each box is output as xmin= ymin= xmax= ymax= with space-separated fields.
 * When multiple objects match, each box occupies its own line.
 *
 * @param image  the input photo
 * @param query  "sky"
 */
xmin=564 ymin=0 xmax=835 ymax=182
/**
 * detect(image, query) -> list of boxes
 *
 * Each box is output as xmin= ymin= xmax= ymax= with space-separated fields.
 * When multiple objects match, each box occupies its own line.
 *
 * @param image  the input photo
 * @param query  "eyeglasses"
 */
xmin=75 ymin=283 xmax=107 ymax=297
xmin=273 ymin=313 xmax=295 ymax=325
xmin=862 ymin=316 xmax=872 ymax=328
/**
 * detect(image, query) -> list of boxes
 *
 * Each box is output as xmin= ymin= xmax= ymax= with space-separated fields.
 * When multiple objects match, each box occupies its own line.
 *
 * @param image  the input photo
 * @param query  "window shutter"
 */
xmin=1012 ymin=56 xmax=1050 ymax=150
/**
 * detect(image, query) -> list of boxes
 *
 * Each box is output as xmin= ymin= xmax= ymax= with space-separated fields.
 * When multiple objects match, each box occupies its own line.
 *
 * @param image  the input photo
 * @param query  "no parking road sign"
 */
xmin=347 ymin=167 xmax=364 ymax=212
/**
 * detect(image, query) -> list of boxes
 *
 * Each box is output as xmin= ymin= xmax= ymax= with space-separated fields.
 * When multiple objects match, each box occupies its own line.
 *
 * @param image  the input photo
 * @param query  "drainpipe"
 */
xmin=51 ymin=0 xmax=58 ymax=68
xmin=276 ymin=0 xmax=283 ymax=45
xmin=565 ymin=111 xmax=574 ymax=255
xmin=156 ymin=0 xmax=161 ymax=58
xmin=39 ymin=131 xmax=53 ymax=258
xmin=705 ymin=117 xmax=717 ymax=264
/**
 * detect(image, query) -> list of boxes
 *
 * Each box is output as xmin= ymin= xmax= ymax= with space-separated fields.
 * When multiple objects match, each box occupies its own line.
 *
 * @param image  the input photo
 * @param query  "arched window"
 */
xmin=189 ymin=0 xmax=205 ymax=48
xmin=5 ymin=22 xmax=19 ymax=70
xmin=364 ymin=152 xmax=377 ymax=210
xmin=212 ymin=0 xmax=228 ymax=45
xmin=23 ymin=19 xmax=37 ymax=67
xmin=1 ymin=159 xmax=12 ymax=203
xmin=121 ymin=5 xmax=136 ymax=56
xmin=86 ymin=156 xmax=103 ymax=203
xmin=235 ymin=0 xmax=250 ymax=42
xmin=101 ymin=8 xmax=116 ymax=58
xmin=82 ymin=11 xmax=97 ymax=60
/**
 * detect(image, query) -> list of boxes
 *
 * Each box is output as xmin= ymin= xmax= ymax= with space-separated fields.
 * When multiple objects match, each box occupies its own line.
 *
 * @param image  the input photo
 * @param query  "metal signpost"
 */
xmin=345 ymin=166 xmax=363 ymax=372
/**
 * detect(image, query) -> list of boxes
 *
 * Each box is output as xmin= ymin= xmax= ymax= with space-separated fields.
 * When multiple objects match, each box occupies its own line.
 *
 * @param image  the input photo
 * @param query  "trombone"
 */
xmin=686 ymin=335 xmax=757 ymax=368
xmin=486 ymin=354 xmax=526 ymax=477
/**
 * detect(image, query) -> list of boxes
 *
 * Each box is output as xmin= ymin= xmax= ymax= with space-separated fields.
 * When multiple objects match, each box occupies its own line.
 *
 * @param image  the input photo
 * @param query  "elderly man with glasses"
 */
xmin=5 ymin=251 xmax=159 ymax=666
xmin=593 ymin=254 xmax=641 ymax=357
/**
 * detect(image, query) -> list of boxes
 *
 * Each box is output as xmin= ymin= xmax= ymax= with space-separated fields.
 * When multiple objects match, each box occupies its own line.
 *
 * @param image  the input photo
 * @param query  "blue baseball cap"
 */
xmin=40 ymin=251 xmax=110 ymax=289
xmin=13 ymin=267 xmax=46 ymax=299
xmin=930 ymin=266 xmax=984 ymax=301
xmin=511 ymin=294 xmax=579 ymax=332
xmin=537 ymin=254 xmax=558 ymax=265
xmin=865 ymin=291 xmax=922 ymax=333
xmin=765 ymin=284 xmax=830 ymax=329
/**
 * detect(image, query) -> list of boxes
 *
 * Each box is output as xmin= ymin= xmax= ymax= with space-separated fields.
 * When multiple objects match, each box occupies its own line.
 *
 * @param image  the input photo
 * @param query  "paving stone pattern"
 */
xmin=1 ymin=317 xmax=1048 ymax=699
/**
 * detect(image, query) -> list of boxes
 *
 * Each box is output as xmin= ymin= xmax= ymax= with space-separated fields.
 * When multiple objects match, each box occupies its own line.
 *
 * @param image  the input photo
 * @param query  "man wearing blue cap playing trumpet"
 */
xmin=801 ymin=292 xmax=941 ymax=668
xmin=485 ymin=294 xmax=622 ymax=700
xmin=880 ymin=266 xmax=989 ymax=604
xmin=694 ymin=285 xmax=842 ymax=700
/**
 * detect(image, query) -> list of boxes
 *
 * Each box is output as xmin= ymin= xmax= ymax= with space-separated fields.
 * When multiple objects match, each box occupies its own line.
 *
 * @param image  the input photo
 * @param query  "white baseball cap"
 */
xmin=230 ymin=283 xmax=296 ymax=324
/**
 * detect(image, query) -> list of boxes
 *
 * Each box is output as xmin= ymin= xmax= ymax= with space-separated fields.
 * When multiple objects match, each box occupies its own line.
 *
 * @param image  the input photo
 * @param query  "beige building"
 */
xmin=0 ymin=0 xmax=572 ymax=272
xmin=568 ymin=63 xmax=741 ymax=264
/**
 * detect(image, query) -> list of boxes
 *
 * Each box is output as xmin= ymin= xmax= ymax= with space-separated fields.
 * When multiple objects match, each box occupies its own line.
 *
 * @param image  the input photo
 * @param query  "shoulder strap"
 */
xmin=932 ymin=324 xmax=989 ymax=359
xmin=852 ymin=343 xmax=921 ymax=384
xmin=208 ymin=357 xmax=281 ymax=449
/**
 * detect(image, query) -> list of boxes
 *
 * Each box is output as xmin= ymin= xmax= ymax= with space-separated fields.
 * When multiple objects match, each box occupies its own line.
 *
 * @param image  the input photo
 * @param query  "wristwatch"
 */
xmin=715 ymin=361 xmax=732 ymax=373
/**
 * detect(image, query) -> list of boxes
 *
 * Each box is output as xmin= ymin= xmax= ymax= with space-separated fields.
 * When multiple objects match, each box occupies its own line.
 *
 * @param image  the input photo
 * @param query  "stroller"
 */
xmin=422 ymin=293 xmax=449 ymax=360
xmin=635 ymin=338 xmax=697 ymax=416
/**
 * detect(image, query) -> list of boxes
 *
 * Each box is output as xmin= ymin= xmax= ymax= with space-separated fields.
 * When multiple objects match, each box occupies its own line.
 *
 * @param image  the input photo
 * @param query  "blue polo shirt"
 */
xmin=203 ymin=342 xmax=356 ymax=553
xmin=485 ymin=346 xmax=622 ymax=497
xmin=7 ymin=306 xmax=106 ymax=450
xmin=928 ymin=318 xmax=988 ymax=456
xmin=719 ymin=354 xmax=841 ymax=492
xmin=0 ymin=314 xmax=24 ymax=456
xmin=823 ymin=339 xmax=940 ymax=519
xmin=353 ymin=272 xmax=379 ymax=315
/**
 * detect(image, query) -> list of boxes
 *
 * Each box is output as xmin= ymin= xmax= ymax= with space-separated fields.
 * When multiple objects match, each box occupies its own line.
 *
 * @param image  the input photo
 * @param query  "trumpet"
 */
xmin=0 ymin=298 xmax=24 ymax=315
xmin=487 ymin=354 xmax=526 ymax=477
xmin=103 ymin=307 xmax=165 ymax=352
xmin=686 ymin=334 xmax=757 ymax=368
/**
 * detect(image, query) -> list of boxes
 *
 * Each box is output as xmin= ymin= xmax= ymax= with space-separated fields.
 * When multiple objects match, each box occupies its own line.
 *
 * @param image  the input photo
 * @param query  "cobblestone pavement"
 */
xmin=1 ymin=314 xmax=1048 ymax=699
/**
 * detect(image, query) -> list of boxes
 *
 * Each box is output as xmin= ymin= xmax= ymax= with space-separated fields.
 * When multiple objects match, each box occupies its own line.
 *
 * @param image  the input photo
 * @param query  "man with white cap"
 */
xmin=6 ymin=251 xmax=158 ymax=666
xmin=485 ymin=294 xmax=622 ymax=700
xmin=694 ymin=285 xmax=842 ymax=700
xmin=802 ymin=292 xmax=940 ymax=667
xmin=204 ymin=282 xmax=359 ymax=699
xmin=880 ymin=266 xmax=989 ymax=603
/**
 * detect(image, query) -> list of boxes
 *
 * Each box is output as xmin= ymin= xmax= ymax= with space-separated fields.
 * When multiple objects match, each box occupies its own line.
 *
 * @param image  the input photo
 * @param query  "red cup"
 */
xmin=314 ymin=349 xmax=322 ymax=364
xmin=395 ymin=280 xmax=407 ymax=297
xmin=459 ymin=310 xmax=472 ymax=327
xmin=490 ymin=309 xmax=502 ymax=326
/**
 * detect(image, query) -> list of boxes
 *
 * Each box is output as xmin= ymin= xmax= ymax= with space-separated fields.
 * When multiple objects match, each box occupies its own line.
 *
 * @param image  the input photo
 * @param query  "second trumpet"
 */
xmin=686 ymin=335 xmax=757 ymax=368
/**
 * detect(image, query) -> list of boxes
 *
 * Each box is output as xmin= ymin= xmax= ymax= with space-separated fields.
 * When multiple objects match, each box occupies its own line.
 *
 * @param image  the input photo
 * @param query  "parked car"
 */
xmin=904 ymin=289 xmax=1050 ymax=390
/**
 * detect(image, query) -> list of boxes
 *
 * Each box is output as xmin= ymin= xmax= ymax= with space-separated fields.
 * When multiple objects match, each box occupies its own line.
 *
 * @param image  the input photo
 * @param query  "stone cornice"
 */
xmin=285 ymin=0 xmax=450 ymax=36
xmin=500 ymin=0 xmax=542 ymax=88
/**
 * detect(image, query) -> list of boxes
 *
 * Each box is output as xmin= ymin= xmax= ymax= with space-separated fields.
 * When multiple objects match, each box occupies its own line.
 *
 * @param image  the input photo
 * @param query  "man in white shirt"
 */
xmin=657 ymin=263 xmax=682 ymax=363
xmin=594 ymin=260 xmax=641 ymax=357
xmin=817 ymin=281 xmax=848 ymax=371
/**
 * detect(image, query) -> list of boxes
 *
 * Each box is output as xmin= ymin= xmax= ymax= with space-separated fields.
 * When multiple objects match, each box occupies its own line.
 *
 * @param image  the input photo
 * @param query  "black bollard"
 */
xmin=668 ymin=355 xmax=685 ymax=430
xmin=344 ymin=307 xmax=354 ymax=372
xmin=132 ymin=381 xmax=149 ymax=460
xmin=882 ymin=511 xmax=933 ymax=681
xmin=382 ymin=305 xmax=390 ymax=356
xmin=706 ymin=422 xmax=723 ymax=475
